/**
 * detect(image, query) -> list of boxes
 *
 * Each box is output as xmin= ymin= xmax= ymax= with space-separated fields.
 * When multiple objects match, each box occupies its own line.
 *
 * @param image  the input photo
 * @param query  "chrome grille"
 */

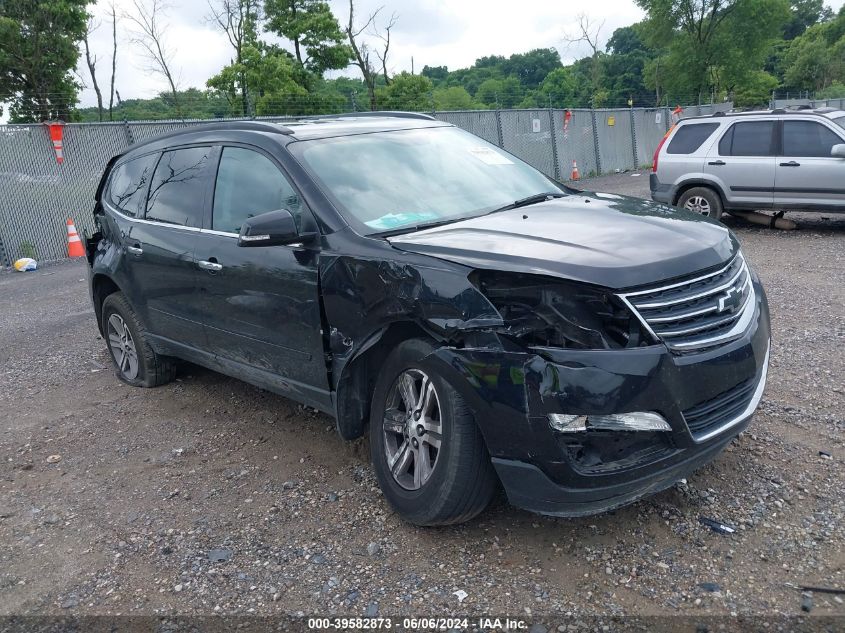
xmin=619 ymin=254 xmax=755 ymax=352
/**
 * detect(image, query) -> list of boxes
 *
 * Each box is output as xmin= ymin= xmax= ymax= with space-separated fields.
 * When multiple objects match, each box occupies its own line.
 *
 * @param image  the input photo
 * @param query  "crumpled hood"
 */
xmin=388 ymin=192 xmax=737 ymax=290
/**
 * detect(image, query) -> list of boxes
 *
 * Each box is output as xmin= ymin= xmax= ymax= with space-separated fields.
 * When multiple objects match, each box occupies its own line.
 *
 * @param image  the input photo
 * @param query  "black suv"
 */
xmin=86 ymin=113 xmax=771 ymax=525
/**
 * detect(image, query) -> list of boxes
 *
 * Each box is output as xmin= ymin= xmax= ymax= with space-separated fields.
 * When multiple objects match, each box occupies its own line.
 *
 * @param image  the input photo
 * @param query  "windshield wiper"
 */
xmin=373 ymin=217 xmax=468 ymax=238
xmin=489 ymin=191 xmax=567 ymax=214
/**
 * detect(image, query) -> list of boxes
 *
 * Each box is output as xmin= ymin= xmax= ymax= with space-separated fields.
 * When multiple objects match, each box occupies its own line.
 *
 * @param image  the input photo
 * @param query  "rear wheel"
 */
xmin=369 ymin=339 xmax=497 ymax=526
xmin=101 ymin=292 xmax=176 ymax=387
xmin=677 ymin=187 xmax=723 ymax=220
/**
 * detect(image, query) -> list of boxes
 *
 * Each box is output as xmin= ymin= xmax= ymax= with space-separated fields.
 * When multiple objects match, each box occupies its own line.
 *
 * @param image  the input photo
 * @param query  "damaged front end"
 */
xmin=320 ymin=242 xmax=770 ymax=517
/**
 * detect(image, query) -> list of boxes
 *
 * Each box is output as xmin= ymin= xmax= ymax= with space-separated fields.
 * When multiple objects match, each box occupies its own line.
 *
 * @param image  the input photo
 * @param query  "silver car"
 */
xmin=650 ymin=108 xmax=845 ymax=219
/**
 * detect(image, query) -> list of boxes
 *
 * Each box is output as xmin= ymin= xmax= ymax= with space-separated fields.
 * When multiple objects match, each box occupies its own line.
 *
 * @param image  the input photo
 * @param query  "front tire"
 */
xmin=101 ymin=292 xmax=176 ymax=388
xmin=677 ymin=186 xmax=723 ymax=220
xmin=369 ymin=339 xmax=497 ymax=526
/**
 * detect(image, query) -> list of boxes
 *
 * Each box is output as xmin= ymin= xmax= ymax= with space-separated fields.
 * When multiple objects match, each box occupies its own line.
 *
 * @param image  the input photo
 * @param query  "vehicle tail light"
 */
xmin=652 ymin=126 xmax=673 ymax=172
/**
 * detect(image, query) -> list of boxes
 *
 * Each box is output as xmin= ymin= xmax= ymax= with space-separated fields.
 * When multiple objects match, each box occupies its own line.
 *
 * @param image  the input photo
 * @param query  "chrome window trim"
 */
xmin=690 ymin=341 xmax=770 ymax=443
xmin=105 ymin=202 xmax=239 ymax=237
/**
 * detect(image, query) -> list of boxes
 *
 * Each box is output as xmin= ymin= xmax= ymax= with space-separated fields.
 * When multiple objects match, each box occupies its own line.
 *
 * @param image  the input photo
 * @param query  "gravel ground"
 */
xmin=1 ymin=171 xmax=843 ymax=629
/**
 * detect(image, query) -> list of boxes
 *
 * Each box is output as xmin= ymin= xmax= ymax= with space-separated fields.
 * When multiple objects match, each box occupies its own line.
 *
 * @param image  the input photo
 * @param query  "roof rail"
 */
xmin=127 ymin=120 xmax=293 ymax=150
xmin=814 ymin=106 xmax=838 ymax=114
xmin=300 ymin=111 xmax=436 ymax=121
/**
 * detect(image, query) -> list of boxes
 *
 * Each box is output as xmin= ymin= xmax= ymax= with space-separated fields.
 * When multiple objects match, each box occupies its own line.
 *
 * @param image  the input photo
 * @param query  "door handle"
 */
xmin=198 ymin=259 xmax=223 ymax=272
xmin=779 ymin=161 xmax=801 ymax=167
xmin=126 ymin=245 xmax=143 ymax=256
xmin=708 ymin=160 xmax=726 ymax=166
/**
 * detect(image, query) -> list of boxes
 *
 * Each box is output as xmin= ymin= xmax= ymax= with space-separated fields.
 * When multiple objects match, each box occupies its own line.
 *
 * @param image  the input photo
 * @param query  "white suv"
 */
xmin=650 ymin=108 xmax=845 ymax=219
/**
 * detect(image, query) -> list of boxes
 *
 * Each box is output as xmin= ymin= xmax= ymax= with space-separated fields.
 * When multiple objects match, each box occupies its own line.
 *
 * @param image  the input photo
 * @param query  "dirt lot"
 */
xmin=1 ymin=171 xmax=843 ymax=629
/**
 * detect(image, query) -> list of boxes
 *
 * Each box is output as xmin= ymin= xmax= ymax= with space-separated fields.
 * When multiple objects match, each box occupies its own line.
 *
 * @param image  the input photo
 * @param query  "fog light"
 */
xmin=549 ymin=412 xmax=671 ymax=433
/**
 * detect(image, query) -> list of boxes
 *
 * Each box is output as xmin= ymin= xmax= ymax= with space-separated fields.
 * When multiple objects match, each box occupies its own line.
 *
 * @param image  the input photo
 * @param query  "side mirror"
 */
xmin=831 ymin=144 xmax=845 ymax=158
xmin=237 ymin=209 xmax=312 ymax=247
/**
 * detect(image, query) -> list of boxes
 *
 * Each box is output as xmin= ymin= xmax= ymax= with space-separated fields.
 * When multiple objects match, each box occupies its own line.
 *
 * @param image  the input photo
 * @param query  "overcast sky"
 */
xmin=65 ymin=0 xmax=845 ymax=108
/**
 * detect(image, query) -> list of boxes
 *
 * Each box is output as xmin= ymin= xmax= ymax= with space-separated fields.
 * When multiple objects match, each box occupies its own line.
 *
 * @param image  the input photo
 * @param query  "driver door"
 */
xmin=193 ymin=145 xmax=330 ymax=407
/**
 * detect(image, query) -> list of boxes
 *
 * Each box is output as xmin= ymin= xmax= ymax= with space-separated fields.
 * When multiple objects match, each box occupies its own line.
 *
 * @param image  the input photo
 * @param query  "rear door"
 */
xmin=124 ymin=145 xmax=217 ymax=349
xmin=193 ymin=145 xmax=330 ymax=407
xmin=706 ymin=119 xmax=777 ymax=208
xmin=775 ymin=119 xmax=845 ymax=209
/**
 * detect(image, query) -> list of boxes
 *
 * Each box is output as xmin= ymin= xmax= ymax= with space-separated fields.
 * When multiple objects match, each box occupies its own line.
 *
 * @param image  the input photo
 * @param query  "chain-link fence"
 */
xmin=0 ymin=103 xmax=730 ymax=266
xmin=772 ymin=98 xmax=845 ymax=110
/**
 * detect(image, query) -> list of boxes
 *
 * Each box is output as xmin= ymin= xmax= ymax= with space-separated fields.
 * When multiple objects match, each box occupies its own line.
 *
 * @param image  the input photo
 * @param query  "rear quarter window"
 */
xmin=108 ymin=153 xmax=159 ymax=217
xmin=666 ymin=123 xmax=720 ymax=154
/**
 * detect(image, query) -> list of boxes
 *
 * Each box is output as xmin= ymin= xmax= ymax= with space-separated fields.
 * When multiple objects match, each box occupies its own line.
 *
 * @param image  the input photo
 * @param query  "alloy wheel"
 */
xmin=107 ymin=313 xmax=139 ymax=380
xmin=382 ymin=369 xmax=443 ymax=490
xmin=683 ymin=196 xmax=711 ymax=216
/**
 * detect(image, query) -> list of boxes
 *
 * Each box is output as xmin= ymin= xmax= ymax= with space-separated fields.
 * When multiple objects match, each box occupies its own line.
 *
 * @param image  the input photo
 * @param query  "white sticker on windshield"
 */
xmin=468 ymin=147 xmax=513 ymax=165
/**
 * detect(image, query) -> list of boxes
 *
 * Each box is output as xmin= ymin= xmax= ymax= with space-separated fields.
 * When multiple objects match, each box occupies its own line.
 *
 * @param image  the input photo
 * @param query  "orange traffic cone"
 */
xmin=571 ymin=160 xmax=580 ymax=181
xmin=67 ymin=218 xmax=85 ymax=257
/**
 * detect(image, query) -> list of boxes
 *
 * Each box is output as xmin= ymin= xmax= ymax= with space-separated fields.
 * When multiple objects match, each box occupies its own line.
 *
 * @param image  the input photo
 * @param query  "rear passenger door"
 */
xmin=124 ymin=145 xmax=216 ymax=349
xmin=706 ymin=120 xmax=776 ymax=209
xmin=775 ymin=120 xmax=845 ymax=209
xmin=193 ymin=145 xmax=330 ymax=408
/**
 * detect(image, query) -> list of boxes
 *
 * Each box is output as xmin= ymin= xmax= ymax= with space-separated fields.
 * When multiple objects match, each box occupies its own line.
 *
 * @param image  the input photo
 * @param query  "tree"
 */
xmin=501 ymin=48 xmax=562 ymax=88
xmin=784 ymin=0 xmax=833 ymax=40
xmin=265 ymin=0 xmax=352 ymax=74
xmin=637 ymin=0 xmax=790 ymax=98
xmin=475 ymin=77 xmax=522 ymax=108
xmin=345 ymin=0 xmax=395 ymax=110
xmin=207 ymin=42 xmax=315 ymax=115
xmin=82 ymin=18 xmax=105 ymax=121
xmin=376 ymin=72 xmax=433 ymax=111
xmin=0 ymin=0 xmax=91 ymax=122
xmin=782 ymin=14 xmax=845 ymax=91
xmin=206 ymin=0 xmax=261 ymax=115
xmin=125 ymin=0 xmax=181 ymax=114
xmin=733 ymin=69 xmax=778 ymax=106
xmin=603 ymin=24 xmax=655 ymax=105
xmin=422 ymin=65 xmax=449 ymax=83
xmin=433 ymin=86 xmax=476 ymax=110
xmin=562 ymin=13 xmax=605 ymax=102
xmin=108 ymin=2 xmax=118 ymax=120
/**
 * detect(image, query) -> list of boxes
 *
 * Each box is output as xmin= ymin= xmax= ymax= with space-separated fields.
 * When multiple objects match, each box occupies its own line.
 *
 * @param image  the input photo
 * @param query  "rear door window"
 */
xmin=719 ymin=121 xmax=776 ymax=156
xmin=146 ymin=146 xmax=214 ymax=227
xmin=666 ymin=123 xmax=719 ymax=154
xmin=782 ymin=121 xmax=844 ymax=157
xmin=108 ymin=153 xmax=158 ymax=217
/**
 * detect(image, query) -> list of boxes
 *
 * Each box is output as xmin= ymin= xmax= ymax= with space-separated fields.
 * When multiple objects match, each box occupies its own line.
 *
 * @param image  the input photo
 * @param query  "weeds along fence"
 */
xmin=0 ymin=102 xmax=731 ymax=266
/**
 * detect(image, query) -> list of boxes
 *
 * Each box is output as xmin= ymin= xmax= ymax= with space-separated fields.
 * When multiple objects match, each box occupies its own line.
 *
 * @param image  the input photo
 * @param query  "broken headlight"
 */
xmin=472 ymin=271 xmax=650 ymax=349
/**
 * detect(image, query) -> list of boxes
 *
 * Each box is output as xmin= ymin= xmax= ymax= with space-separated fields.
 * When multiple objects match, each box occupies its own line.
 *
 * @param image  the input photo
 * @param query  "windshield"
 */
xmin=835 ymin=115 xmax=845 ymax=131
xmin=290 ymin=126 xmax=562 ymax=235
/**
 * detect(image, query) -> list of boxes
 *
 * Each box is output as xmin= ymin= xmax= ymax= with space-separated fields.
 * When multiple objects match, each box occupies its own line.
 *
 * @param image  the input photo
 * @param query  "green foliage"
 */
xmin=784 ymin=0 xmax=833 ymax=40
xmin=376 ymin=72 xmax=433 ymax=111
xmin=782 ymin=13 xmax=845 ymax=91
xmin=432 ymin=86 xmax=478 ymax=110
xmin=638 ymin=0 xmax=790 ymax=96
xmin=77 ymin=88 xmax=232 ymax=121
xmin=263 ymin=0 xmax=352 ymax=74
xmin=475 ymin=77 xmax=523 ymax=108
xmin=733 ymin=70 xmax=779 ymax=106
xmin=816 ymin=81 xmax=845 ymax=98
xmin=0 ymin=0 xmax=92 ymax=122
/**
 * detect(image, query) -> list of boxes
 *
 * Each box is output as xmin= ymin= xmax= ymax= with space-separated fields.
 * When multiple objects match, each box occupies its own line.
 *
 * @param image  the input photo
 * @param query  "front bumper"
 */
xmin=422 ymin=277 xmax=771 ymax=517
